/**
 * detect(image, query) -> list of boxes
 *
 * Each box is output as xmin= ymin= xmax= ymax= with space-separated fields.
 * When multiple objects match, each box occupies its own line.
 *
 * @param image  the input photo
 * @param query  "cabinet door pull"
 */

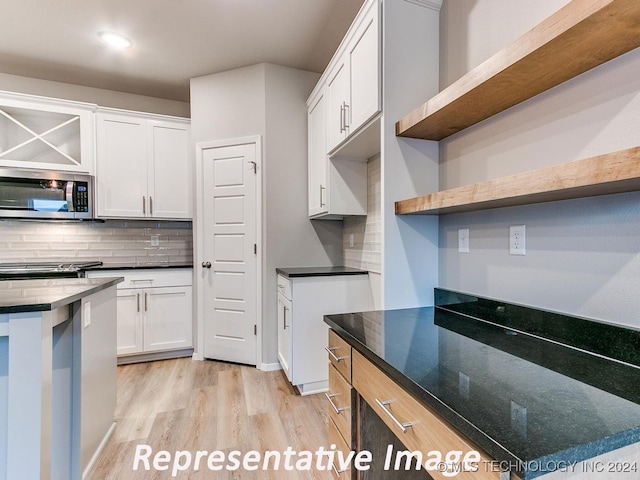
xmin=136 ymin=293 xmax=140 ymax=312
xmin=144 ymin=292 xmax=148 ymax=312
xmin=283 ymin=306 xmax=289 ymax=329
xmin=142 ymin=196 xmax=146 ymax=214
xmin=150 ymin=196 xmax=153 ymax=215
xmin=375 ymin=398 xmax=413 ymax=433
xmin=325 ymin=392 xmax=347 ymax=415
xmin=339 ymin=103 xmax=345 ymax=133
xmin=343 ymin=103 xmax=349 ymax=129
xmin=325 ymin=346 xmax=346 ymax=363
xmin=320 ymin=185 xmax=326 ymax=207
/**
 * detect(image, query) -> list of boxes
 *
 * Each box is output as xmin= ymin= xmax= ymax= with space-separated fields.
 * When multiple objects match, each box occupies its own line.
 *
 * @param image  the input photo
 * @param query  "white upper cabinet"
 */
xmin=308 ymin=87 xmax=329 ymax=217
xmin=326 ymin=59 xmax=350 ymax=152
xmin=348 ymin=3 xmax=380 ymax=133
xmin=307 ymin=0 xmax=379 ymax=219
xmin=148 ymin=120 xmax=192 ymax=219
xmin=324 ymin=0 xmax=380 ymax=154
xmin=0 ymin=91 xmax=96 ymax=174
xmin=96 ymin=112 xmax=147 ymax=218
xmin=96 ymin=109 xmax=191 ymax=220
xmin=308 ymin=85 xmax=367 ymax=219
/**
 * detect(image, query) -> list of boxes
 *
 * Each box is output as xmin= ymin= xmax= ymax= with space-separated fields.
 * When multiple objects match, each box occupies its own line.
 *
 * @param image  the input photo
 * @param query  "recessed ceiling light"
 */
xmin=98 ymin=31 xmax=132 ymax=49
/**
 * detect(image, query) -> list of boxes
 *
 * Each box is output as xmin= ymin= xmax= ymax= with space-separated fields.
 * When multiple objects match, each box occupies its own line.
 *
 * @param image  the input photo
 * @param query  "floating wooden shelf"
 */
xmin=396 ymin=0 xmax=640 ymax=141
xmin=395 ymin=147 xmax=640 ymax=215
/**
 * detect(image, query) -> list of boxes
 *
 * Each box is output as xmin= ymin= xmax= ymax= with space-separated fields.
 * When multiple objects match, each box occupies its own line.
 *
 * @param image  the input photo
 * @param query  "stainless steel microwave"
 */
xmin=0 ymin=168 xmax=94 ymax=219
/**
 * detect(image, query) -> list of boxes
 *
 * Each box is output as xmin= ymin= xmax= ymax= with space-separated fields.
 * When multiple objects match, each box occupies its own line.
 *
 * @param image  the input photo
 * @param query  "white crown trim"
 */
xmin=403 ymin=0 xmax=443 ymax=12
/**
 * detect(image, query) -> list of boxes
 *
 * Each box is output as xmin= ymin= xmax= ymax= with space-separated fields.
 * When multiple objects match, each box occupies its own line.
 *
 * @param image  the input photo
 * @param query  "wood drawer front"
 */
xmin=328 ymin=329 xmax=352 ymax=382
xmin=352 ymin=350 xmax=501 ymax=480
xmin=328 ymin=417 xmax=352 ymax=480
xmin=327 ymin=363 xmax=352 ymax=443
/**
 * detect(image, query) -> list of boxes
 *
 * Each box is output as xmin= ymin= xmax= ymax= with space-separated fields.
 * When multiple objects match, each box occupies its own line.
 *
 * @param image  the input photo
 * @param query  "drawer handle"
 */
xmin=375 ymin=399 xmax=413 ymax=433
xmin=325 ymin=393 xmax=347 ymax=415
xmin=131 ymin=279 xmax=154 ymax=283
xmin=325 ymin=347 xmax=346 ymax=363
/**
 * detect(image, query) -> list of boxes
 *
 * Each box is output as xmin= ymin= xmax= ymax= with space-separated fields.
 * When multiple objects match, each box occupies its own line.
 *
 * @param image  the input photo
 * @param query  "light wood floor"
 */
xmin=87 ymin=358 xmax=334 ymax=480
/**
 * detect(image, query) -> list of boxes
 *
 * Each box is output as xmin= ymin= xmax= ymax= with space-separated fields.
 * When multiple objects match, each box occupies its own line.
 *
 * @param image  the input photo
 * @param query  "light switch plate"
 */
xmin=150 ymin=235 xmax=160 ymax=247
xmin=458 ymin=228 xmax=470 ymax=253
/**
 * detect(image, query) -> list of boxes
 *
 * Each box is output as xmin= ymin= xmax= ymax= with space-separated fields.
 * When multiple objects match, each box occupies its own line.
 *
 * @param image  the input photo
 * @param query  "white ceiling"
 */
xmin=0 ymin=0 xmax=365 ymax=103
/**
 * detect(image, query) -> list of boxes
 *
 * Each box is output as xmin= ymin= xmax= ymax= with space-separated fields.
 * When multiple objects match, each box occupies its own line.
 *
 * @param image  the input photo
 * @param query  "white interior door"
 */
xmin=200 ymin=142 xmax=258 ymax=365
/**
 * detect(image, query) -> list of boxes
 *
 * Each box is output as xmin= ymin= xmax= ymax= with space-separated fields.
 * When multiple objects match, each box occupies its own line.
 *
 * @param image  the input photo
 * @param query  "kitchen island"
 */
xmin=325 ymin=289 xmax=640 ymax=480
xmin=0 ymin=277 xmax=122 ymax=480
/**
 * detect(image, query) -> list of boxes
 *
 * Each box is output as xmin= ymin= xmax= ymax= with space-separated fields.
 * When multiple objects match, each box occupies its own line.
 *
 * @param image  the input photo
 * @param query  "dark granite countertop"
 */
xmin=0 ymin=277 xmax=123 ymax=314
xmin=86 ymin=262 xmax=193 ymax=271
xmin=276 ymin=266 xmax=368 ymax=278
xmin=325 ymin=291 xmax=640 ymax=479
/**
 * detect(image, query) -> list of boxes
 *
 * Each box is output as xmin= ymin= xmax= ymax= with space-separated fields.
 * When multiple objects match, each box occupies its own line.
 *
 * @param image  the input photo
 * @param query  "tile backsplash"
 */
xmin=0 ymin=219 xmax=193 ymax=265
xmin=343 ymin=154 xmax=381 ymax=273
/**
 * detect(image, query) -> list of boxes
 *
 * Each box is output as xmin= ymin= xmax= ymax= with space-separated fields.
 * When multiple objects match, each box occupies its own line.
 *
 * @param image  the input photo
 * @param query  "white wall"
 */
xmin=380 ymin=0 xmax=440 ymax=309
xmin=190 ymin=63 xmax=343 ymax=366
xmin=0 ymin=72 xmax=189 ymax=117
xmin=437 ymin=0 xmax=640 ymax=328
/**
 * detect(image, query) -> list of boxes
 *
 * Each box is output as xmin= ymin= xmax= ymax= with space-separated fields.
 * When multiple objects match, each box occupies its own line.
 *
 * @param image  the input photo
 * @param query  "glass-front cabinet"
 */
xmin=0 ymin=91 xmax=96 ymax=174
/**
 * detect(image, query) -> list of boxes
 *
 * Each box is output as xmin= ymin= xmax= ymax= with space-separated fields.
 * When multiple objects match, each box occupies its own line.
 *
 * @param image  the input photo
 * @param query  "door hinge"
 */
xmin=254 ymin=243 xmax=257 ymax=255
xmin=254 ymin=324 xmax=257 ymax=335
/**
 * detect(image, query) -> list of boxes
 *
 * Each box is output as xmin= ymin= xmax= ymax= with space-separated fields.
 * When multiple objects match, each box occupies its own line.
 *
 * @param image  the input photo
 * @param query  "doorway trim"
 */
xmin=193 ymin=135 xmax=263 ymax=368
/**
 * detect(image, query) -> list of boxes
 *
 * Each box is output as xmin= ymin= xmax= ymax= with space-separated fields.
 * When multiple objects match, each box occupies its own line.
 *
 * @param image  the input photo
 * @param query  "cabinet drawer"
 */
xmin=327 ymin=364 xmax=352 ymax=444
xmin=276 ymin=274 xmax=292 ymax=300
xmin=328 ymin=330 xmax=352 ymax=382
xmin=352 ymin=350 xmax=501 ymax=480
xmin=87 ymin=268 xmax=192 ymax=288
xmin=328 ymin=417 xmax=352 ymax=480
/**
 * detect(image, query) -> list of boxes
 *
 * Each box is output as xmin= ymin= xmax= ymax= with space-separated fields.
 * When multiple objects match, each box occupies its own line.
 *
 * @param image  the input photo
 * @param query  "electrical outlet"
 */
xmin=509 ymin=225 xmax=526 ymax=255
xmin=150 ymin=235 xmax=160 ymax=247
xmin=349 ymin=233 xmax=354 ymax=248
xmin=459 ymin=372 xmax=470 ymax=400
xmin=510 ymin=400 xmax=528 ymax=436
xmin=458 ymin=228 xmax=470 ymax=253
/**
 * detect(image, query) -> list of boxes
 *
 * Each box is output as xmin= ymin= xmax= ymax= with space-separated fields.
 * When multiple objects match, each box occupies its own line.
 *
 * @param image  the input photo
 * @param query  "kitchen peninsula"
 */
xmin=0 ymin=276 xmax=122 ymax=480
xmin=325 ymin=289 xmax=640 ymax=480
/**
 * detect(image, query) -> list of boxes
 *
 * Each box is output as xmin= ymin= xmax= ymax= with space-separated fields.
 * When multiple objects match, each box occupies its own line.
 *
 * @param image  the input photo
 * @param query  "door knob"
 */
xmin=202 ymin=261 xmax=212 ymax=268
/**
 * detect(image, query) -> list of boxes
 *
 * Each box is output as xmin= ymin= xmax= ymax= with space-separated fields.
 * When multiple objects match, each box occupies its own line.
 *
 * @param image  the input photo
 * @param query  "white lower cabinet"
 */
xmin=277 ymin=291 xmax=292 ymax=380
xmin=276 ymin=272 xmax=373 ymax=395
xmin=87 ymin=268 xmax=193 ymax=358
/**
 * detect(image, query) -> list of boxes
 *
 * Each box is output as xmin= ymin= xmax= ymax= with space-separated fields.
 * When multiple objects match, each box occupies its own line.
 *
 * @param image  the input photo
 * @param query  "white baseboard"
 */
xmin=259 ymin=362 xmax=282 ymax=372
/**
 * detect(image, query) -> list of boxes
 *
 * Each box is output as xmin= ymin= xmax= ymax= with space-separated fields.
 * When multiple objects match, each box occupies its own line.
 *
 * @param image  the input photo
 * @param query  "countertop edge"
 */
xmin=323 ymin=316 xmax=517 ymax=466
xmin=276 ymin=267 xmax=369 ymax=278
xmin=86 ymin=264 xmax=193 ymax=271
xmin=0 ymin=277 xmax=123 ymax=314
xmin=324 ymin=314 xmax=640 ymax=480
xmin=45 ymin=277 xmax=124 ymax=311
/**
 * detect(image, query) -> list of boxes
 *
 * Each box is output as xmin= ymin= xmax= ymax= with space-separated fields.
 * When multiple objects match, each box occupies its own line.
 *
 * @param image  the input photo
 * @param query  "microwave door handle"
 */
xmin=65 ymin=181 xmax=75 ymax=212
